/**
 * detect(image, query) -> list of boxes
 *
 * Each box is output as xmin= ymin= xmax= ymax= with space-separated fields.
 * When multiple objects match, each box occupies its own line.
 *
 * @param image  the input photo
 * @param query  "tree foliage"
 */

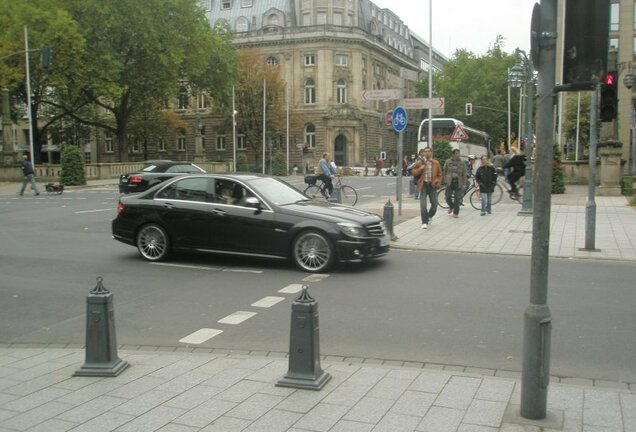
xmin=417 ymin=37 xmax=521 ymax=148
xmin=60 ymin=144 xmax=86 ymax=185
xmin=562 ymin=92 xmax=591 ymax=158
xmin=233 ymin=49 xmax=286 ymax=171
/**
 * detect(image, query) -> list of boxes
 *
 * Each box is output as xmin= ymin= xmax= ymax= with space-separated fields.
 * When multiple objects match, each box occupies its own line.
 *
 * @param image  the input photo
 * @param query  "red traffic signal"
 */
xmin=604 ymin=72 xmax=616 ymax=86
xmin=600 ymin=71 xmax=618 ymax=122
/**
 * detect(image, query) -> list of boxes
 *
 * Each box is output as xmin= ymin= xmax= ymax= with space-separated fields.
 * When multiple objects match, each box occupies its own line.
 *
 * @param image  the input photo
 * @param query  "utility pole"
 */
xmin=520 ymin=0 xmax=556 ymax=420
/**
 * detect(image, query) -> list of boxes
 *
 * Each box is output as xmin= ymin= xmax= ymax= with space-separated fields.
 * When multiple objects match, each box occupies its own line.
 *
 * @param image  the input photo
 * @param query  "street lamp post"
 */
xmin=509 ymin=49 xmax=535 ymax=215
xmin=623 ymin=68 xmax=635 ymax=203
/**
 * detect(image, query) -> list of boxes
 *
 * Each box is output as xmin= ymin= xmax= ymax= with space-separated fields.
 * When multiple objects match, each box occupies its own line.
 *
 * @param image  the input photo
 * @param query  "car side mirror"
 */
xmin=244 ymin=197 xmax=262 ymax=213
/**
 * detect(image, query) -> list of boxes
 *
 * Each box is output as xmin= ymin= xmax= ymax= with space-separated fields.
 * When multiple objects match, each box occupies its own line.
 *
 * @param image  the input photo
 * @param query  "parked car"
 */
xmin=112 ymin=174 xmax=390 ymax=272
xmin=118 ymin=161 xmax=205 ymax=194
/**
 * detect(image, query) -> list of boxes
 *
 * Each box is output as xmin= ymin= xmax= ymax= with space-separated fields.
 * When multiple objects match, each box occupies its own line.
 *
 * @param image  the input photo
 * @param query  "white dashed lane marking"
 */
xmin=251 ymin=296 xmax=285 ymax=308
xmin=218 ymin=311 xmax=257 ymax=325
xmin=178 ymin=328 xmax=223 ymax=344
xmin=302 ymin=274 xmax=330 ymax=282
xmin=278 ymin=284 xmax=304 ymax=294
xmin=74 ymin=209 xmax=113 ymax=214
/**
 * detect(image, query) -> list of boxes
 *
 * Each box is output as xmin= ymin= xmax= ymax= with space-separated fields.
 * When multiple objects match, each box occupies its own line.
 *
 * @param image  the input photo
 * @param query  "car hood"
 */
xmin=279 ymin=201 xmax=382 ymax=224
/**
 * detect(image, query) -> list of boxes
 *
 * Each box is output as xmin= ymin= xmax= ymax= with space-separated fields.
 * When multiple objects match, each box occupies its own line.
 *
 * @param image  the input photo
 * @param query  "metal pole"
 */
xmin=397 ymin=131 xmax=403 ymax=216
xmin=584 ymin=83 xmax=599 ymax=250
xmin=262 ymin=78 xmax=266 ymax=174
xmin=520 ymin=51 xmax=534 ymax=215
xmin=520 ymin=0 xmax=555 ymax=420
xmin=508 ymin=70 xmax=512 ymax=152
xmin=575 ymin=92 xmax=581 ymax=160
xmin=232 ymin=86 xmax=237 ymax=172
xmin=24 ymin=26 xmax=35 ymax=167
xmin=286 ymin=83 xmax=290 ymax=175
xmin=427 ymin=0 xmax=433 ymax=148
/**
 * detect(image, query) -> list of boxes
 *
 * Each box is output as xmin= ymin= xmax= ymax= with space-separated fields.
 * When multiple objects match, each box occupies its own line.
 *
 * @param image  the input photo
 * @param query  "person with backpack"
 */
xmin=411 ymin=147 xmax=442 ymax=229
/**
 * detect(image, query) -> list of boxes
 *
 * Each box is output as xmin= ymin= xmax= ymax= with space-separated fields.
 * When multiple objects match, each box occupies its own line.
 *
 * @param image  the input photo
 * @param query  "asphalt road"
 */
xmin=0 ymin=187 xmax=634 ymax=384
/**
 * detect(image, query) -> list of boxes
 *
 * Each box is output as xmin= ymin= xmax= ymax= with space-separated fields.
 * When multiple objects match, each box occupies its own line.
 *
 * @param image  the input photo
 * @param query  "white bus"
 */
xmin=417 ymin=118 xmax=494 ymax=157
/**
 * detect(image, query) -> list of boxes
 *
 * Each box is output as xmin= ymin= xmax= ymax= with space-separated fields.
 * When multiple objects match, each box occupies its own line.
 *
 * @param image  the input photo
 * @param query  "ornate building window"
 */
xmin=241 ymin=0 xmax=252 ymax=7
xmin=267 ymin=13 xmax=279 ymax=26
xmin=104 ymin=134 xmax=113 ymax=153
xmin=337 ymin=79 xmax=347 ymax=104
xmin=236 ymin=16 xmax=249 ymax=32
xmin=237 ymin=135 xmax=246 ymax=150
xmin=304 ymin=54 xmax=315 ymax=66
xmin=305 ymin=124 xmax=316 ymax=148
xmin=178 ymin=86 xmax=188 ymax=109
xmin=177 ymin=136 xmax=186 ymax=151
xmin=266 ymin=56 xmax=279 ymax=66
xmin=335 ymin=54 xmax=348 ymax=67
xmin=216 ymin=136 xmax=226 ymax=150
xmin=221 ymin=0 xmax=231 ymax=10
xmin=304 ymin=79 xmax=316 ymax=104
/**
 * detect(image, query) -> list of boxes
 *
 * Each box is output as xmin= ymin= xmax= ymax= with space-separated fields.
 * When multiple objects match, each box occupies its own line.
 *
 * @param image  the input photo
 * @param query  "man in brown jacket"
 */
xmin=411 ymin=147 xmax=442 ymax=229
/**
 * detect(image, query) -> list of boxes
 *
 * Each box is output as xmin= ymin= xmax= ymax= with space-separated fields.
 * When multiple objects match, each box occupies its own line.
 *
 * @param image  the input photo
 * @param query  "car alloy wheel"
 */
xmin=137 ymin=224 xmax=170 ymax=261
xmin=292 ymin=230 xmax=334 ymax=273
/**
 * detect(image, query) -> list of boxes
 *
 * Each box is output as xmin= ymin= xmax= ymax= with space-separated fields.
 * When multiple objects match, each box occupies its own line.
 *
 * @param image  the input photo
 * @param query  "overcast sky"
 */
xmin=371 ymin=0 xmax=538 ymax=58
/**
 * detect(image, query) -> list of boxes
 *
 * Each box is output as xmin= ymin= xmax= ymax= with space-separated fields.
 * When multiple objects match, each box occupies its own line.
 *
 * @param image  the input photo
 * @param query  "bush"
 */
xmin=60 ymin=145 xmax=86 ymax=186
xmin=552 ymin=143 xmax=565 ymax=194
xmin=271 ymin=151 xmax=287 ymax=176
xmin=236 ymin=153 xmax=248 ymax=172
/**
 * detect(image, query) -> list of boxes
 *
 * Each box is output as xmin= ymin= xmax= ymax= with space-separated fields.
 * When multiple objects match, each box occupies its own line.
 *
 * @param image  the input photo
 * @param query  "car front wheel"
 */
xmin=137 ymin=224 xmax=170 ymax=261
xmin=292 ymin=230 xmax=334 ymax=273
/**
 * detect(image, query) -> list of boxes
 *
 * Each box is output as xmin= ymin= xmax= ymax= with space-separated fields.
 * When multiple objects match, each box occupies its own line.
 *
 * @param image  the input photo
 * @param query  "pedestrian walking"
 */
xmin=18 ymin=155 xmax=40 ymax=196
xmin=411 ymin=147 xmax=442 ymax=229
xmin=443 ymin=149 xmax=467 ymax=218
xmin=492 ymin=149 xmax=505 ymax=176
xmin=475 ymin=155 xmax=497 ymax=215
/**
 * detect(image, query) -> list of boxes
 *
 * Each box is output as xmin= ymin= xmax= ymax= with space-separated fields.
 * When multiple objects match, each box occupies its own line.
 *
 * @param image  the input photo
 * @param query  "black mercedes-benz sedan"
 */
xmin=111 ymin=174 xmax=390 ymax=273
xmin=118 ymin=161 xmax=205 ymax=194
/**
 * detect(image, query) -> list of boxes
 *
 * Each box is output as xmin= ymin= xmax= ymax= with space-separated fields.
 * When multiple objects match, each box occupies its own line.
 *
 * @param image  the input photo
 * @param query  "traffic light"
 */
xmin=40 ymin=45 xmax=52 ymax=70
xmin=600 ymin=71 xmax=618 ymax=122
xmin=465 ymin=103 xmax=472 ymax=116
xmin=562 ymin=0 xmax=609 ymax=84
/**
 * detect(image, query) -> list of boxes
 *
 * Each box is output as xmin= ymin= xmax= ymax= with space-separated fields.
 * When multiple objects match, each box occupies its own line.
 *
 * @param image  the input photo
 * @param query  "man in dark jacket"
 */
xmin=475 ymin=156 xmax=497 ymax=215
xmin=18 ymin=155 xmax=40 ymax=196
xmin=503 ymin=148 xmax=525 ymax=198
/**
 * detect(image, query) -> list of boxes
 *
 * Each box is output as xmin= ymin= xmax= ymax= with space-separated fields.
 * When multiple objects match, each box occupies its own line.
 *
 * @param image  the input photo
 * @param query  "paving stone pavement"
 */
xmin=0 ymin=347 xmax=634 ymax=432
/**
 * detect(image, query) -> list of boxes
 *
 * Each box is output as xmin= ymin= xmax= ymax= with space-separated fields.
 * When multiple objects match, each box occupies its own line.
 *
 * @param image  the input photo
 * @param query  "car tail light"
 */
xmin=116 ymin=202 xmax=125 ymax=215
xmin=130 ymin=175 xmax=143 ymax=183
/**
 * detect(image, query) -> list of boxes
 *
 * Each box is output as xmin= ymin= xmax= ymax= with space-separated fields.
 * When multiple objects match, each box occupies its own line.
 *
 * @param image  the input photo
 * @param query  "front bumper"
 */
xmin=335 ymin=235 xmax=390 ymax=262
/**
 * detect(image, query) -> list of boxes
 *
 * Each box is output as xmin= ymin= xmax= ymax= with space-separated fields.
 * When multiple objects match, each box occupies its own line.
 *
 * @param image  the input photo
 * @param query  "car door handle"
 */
xmin=163 ymin=202 xmax=175 ymax=209
xmin=211 ymin=208 xmax=227 ymax=216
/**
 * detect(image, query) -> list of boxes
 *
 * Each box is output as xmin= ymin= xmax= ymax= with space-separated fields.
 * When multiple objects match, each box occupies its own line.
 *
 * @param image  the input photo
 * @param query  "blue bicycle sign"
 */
xmin=392 ymin=106 xmax=407 ymax=133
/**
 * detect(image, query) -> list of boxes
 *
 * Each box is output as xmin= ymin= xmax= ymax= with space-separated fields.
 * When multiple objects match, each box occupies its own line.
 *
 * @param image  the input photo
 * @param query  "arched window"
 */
xmin=305 ymin=124 xmax=316 ymax=148
xmin=266 ymin=56 xmax=279 ymax=66
xmin=236 ymin=16 xmax=249 ymax=32
xmin=267 ymin=13 xmax=279 ymax=26
xmin=304 ymin=79 xmax=316 ymax=104
xmin=337 ymin=79 xmax=347 ymax=104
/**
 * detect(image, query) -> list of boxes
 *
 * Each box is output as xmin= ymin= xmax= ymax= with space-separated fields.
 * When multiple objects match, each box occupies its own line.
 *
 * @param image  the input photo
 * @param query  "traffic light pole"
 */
xmin=519 ymin=0 xmax=555 ymax=420
xmin=584 ymin=83 xmax=599 ymax=250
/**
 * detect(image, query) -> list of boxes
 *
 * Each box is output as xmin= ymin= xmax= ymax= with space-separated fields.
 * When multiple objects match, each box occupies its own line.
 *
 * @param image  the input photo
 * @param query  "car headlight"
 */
xmin=337 ymin=222 xmax=365 ymax=237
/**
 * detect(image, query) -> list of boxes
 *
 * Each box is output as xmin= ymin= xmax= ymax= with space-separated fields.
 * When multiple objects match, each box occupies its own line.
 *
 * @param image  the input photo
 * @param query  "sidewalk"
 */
xmin=358 ymin=185 xmax=636 ymax=262
xmin=0 ymin=346 xmax=634 ymax=432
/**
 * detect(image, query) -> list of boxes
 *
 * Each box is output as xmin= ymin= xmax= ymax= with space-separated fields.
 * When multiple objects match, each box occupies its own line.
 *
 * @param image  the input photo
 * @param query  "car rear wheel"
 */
xmin=137 ymin=224 xmax=170 ymax=261
xmin=292 ymin=230 xmax=334 ymax=273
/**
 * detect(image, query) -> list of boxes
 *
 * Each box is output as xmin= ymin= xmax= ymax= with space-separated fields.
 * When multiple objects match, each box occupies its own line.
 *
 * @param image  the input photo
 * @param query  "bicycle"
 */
xmin=304 ymin=174 xmax=358 ymax=206
xmin=437 ymin=179 xmax=486 ymax=210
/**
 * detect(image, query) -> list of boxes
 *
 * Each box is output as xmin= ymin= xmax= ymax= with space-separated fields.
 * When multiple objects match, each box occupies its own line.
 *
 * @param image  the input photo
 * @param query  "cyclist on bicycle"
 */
xmin=503 ymin=147 xmax=526 ymax=199
xmin=318 ymin=152 xmax=334 ymax=196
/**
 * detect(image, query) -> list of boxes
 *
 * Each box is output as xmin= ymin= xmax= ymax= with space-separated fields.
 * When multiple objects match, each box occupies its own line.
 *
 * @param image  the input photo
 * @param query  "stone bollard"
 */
xmin=276 ymin=287 xmax=331 ymax=390
xmin=383 ymin=198 xmax=397 ymax=240
xmin=74 ymin=277 xmax=129 ymax=377
xmin=597 ymin=141 xmax=623 ymax=196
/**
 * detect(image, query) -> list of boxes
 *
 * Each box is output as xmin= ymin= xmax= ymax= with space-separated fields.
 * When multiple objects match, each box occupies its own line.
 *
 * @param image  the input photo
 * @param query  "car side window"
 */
xmin=166 ymin=164 xmax=200 ymax=173
xmin=213 ymin=180 xmax=253 ymax=206
xmin=156 ymin=178 xmax=212 ymax=202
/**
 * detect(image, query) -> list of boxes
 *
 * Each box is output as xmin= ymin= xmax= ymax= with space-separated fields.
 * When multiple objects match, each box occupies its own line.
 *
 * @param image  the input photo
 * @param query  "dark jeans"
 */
xmin=419 ymin=182 xmax=438 ymax=224
xmin=507 ymin=172 xmax=523 ymax=194
xmin=445 ymin=181 xmax=462 ymax=215
xmin=318 ymin=174 xmax=333 ymax=195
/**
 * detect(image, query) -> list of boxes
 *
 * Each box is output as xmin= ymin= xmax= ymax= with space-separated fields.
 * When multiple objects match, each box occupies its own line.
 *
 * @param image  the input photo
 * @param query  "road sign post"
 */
xmin=392 ymin=107 xmax=407 ymax=216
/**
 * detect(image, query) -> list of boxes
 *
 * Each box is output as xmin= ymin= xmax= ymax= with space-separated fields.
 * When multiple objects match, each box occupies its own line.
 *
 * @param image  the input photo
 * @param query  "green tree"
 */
xmin=60 ymin=144 xmax=86 ymax=185
xmin=271 ymin=150 xmax=287 ymax=176
xmin=234 ymin=49 xmax=286 ymax=171
xmin=416 ymin=36 xmax=520 ymax=146
xmin=51 ymin=0 xmax=238 ymax=161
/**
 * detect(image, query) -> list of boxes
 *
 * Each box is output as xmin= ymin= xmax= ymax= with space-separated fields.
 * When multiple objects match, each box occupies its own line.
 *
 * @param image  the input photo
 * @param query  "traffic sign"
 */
xmin=450 ymin=124 xmax=469 ymax=141
xmin=361 ymin=89 xmax=403 ymax=101
xmin=401 ymin=97 xmax=445 ymax=110
xmin=392 ymin=106 xmax=408 ymax=133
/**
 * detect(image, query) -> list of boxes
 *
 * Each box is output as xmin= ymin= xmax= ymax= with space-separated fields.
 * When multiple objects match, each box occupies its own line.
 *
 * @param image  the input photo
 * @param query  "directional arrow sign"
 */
xmin=402 ymin=98 xmax=445 ymax=110
xmin=361 ymin=89 xmax=403 ymax=101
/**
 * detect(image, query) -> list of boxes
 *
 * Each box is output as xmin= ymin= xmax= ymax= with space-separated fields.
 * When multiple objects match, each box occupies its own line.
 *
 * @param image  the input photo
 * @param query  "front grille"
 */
xmin=366 ymin=222 xmax=386 ymax=237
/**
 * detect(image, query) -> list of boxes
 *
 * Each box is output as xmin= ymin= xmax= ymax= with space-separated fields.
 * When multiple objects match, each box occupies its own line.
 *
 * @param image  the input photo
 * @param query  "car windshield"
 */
xmin=247 ymin=177 xmax=309 ymax=206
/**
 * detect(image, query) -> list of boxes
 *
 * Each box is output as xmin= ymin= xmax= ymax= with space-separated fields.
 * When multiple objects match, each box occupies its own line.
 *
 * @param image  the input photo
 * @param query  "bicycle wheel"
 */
xmin=304 ymin=185 xmax=325 ymax=200
xmin=469 ymin=189 xmax=481 ymax=210
xmin=437 ymin=187 xmax=449 ymax=209
xmin=338 ymin=185 xmax=358 ymax=206
xmin=492 ymin=183 xmax=504 ymax=205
